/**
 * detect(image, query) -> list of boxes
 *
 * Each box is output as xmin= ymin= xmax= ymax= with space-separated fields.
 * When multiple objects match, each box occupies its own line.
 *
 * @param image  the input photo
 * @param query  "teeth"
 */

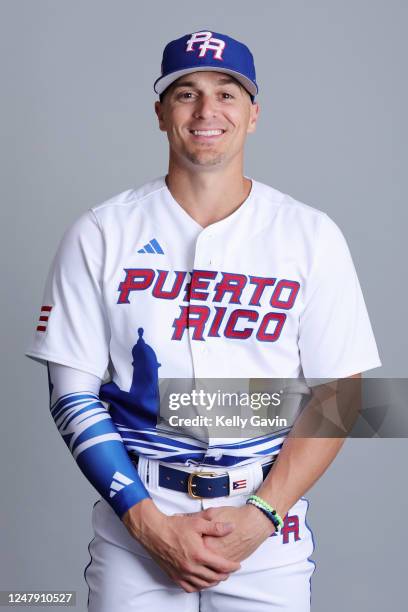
xmin=191 ymin=130 xmax=224 ymax=136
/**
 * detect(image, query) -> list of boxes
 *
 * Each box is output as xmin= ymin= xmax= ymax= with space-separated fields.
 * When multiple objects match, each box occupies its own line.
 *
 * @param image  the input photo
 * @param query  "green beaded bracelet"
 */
xmin=246 ymin=494 xmax=284 ymax=529
xmin=246 ymin=498 xmax=280 ymax=531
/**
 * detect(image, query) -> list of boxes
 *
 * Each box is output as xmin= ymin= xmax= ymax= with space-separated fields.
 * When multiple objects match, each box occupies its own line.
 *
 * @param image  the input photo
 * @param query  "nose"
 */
xmin=192 ymin=94 xmax=217 ymax=120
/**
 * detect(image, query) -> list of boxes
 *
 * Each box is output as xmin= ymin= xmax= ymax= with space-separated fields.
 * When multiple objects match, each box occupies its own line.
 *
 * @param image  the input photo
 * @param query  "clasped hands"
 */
xmin=192 ymin=503 xmax=274 ymax=562
xmin=123 ymin=499 xmax=274 ymax=593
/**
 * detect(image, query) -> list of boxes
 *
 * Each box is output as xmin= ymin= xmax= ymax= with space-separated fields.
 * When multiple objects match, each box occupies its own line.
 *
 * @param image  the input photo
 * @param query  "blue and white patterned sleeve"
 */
xmin=47 ymin=361 xmax=151 ymax=519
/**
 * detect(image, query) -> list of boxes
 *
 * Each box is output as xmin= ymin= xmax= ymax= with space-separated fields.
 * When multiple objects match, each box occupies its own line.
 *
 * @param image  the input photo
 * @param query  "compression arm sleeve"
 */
xmin=47 ymin=361 xmax=151 ymax=519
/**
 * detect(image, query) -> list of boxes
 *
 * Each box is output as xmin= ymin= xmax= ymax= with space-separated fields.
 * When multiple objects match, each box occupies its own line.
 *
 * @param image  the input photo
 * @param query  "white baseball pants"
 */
xmin=84 ymin=457 xmax=316 ymax=611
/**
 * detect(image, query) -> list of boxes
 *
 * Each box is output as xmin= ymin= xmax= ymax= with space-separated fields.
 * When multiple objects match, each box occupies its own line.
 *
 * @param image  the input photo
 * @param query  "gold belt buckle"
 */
xmin=187 ymin=471 xmax=217 ymax=499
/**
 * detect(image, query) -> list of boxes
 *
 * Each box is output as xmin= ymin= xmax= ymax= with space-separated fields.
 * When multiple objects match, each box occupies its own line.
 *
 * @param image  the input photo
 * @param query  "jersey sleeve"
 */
xmin=47 ymin=362 xmax=150 ymax=519
xmin=298 ymin=213 xmax=382 ymax=380
xmin=25 ymin=210 xmax=110 ymax=379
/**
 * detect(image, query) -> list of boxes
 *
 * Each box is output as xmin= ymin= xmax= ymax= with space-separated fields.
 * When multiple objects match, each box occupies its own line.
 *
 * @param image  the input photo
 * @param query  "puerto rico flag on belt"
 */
xmin=232 ymin=479 xmax=247 ymax=490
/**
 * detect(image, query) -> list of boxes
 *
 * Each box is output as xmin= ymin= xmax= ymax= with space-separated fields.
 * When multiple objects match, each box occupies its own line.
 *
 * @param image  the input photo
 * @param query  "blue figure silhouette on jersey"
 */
xmin=99 ymin=328 xmax=161 ymax=429
xmin=130 ymin=328 xmax=161 ymax=402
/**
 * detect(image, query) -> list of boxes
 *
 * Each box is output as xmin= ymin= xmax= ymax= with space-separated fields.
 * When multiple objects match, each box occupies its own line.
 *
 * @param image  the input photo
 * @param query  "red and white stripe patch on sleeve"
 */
xmin=36 ymin=305 xmax=53 ymax=332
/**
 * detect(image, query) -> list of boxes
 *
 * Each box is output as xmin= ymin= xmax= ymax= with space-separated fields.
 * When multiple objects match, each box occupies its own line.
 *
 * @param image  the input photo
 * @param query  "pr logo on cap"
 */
xmin=186 ymin=31 xmax=226 ymax=61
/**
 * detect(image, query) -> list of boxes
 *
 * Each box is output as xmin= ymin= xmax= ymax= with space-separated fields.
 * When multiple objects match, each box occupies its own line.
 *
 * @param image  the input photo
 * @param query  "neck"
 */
xmin=165 ymin=158 xmax=252 ymax=228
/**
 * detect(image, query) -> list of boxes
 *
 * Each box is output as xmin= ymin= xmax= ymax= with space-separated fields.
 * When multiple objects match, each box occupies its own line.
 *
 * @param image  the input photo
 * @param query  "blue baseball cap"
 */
xmin=154 ymin=30 xmax=258 ymax=101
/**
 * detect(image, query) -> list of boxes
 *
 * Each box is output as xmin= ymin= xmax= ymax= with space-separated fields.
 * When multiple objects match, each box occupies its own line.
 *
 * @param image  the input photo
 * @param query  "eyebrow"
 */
xmin=172 ymin=76 xmax=242 ymax=90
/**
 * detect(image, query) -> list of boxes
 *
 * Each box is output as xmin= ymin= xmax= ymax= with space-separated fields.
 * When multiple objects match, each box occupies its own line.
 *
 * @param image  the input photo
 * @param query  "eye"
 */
xmin=176 ymin=91 xmax=196 ymax=100
xmin=221 ymin=92 xmax=235 ymax=100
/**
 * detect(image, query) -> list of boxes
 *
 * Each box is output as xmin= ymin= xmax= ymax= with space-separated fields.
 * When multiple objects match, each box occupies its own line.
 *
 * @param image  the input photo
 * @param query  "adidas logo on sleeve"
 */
xmin=109 ymin=471 xmax=134 ymax=498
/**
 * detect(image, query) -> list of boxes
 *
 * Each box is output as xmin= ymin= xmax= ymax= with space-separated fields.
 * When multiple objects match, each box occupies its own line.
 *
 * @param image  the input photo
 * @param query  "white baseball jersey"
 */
xmin=26 ymin=176 xmax=381 ymax=468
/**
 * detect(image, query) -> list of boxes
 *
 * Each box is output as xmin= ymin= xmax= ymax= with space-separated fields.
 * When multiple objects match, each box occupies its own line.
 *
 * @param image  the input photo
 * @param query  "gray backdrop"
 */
xmin=1 ymin=0 xmax=407 ymax=610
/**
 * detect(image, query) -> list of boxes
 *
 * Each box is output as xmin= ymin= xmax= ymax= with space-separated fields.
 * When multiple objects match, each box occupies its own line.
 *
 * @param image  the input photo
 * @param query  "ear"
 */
xmin=247 ymin=101 xmax=260 ymax=134
xmin=155 ymin=100 xmax=167 ymax=132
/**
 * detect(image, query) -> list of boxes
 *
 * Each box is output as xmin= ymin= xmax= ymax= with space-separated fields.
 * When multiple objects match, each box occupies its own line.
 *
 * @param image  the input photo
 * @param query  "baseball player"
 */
xmin=26 ymin=30 xmax=381 ymax=611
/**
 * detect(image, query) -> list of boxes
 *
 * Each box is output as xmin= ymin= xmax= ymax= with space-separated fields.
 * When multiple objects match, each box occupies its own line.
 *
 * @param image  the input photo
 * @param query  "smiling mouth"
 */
xmin=189 ymin=129 xmax=226 ymax=137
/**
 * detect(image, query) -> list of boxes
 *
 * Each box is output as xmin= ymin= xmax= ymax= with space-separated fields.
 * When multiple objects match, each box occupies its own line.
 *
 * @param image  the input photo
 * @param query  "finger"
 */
xmin=178 ymin=576 xmax=218 ymax=592
xmin=199 ymin=519 xmax=235 ymax=537
xmin=200 ymin=507 xmax=215 ymax=519
xmin=178 ymin=579 xmax=198 ymax=593
xmin=202 ymin=534 xmax=223 ymax=552
xmin=187 ymin=575 xmax=220 ymax=590
xmin=190 ymin=564 xmax=229 ymax=583
xmin=200 ymin=549 xmax=241 ymax=574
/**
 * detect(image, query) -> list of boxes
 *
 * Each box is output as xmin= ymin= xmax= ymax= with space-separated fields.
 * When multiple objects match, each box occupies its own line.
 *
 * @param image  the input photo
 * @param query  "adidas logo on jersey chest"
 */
xmin=137 ymin=238 xmax=164 ymax=254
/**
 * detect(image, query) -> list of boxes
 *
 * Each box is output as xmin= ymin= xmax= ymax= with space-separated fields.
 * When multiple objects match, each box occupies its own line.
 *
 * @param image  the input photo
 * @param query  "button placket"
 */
xmin=188 ymin=228 xmax=217 ymax=377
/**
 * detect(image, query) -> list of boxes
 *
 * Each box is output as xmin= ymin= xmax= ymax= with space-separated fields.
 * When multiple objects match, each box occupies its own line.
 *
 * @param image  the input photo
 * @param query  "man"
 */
xmin=26 ymin=30 xmax=381 ymax=611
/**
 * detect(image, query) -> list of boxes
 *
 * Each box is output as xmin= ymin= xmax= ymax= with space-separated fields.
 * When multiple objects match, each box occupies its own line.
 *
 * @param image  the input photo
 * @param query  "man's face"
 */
xmin=155 ymin=71 xmax=259 ymax=169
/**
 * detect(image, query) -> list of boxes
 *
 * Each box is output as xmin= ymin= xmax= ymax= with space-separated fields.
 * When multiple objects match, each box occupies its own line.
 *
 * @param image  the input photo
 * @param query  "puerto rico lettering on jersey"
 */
xmin=117 ymin=268 xmax=301 ymax=342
